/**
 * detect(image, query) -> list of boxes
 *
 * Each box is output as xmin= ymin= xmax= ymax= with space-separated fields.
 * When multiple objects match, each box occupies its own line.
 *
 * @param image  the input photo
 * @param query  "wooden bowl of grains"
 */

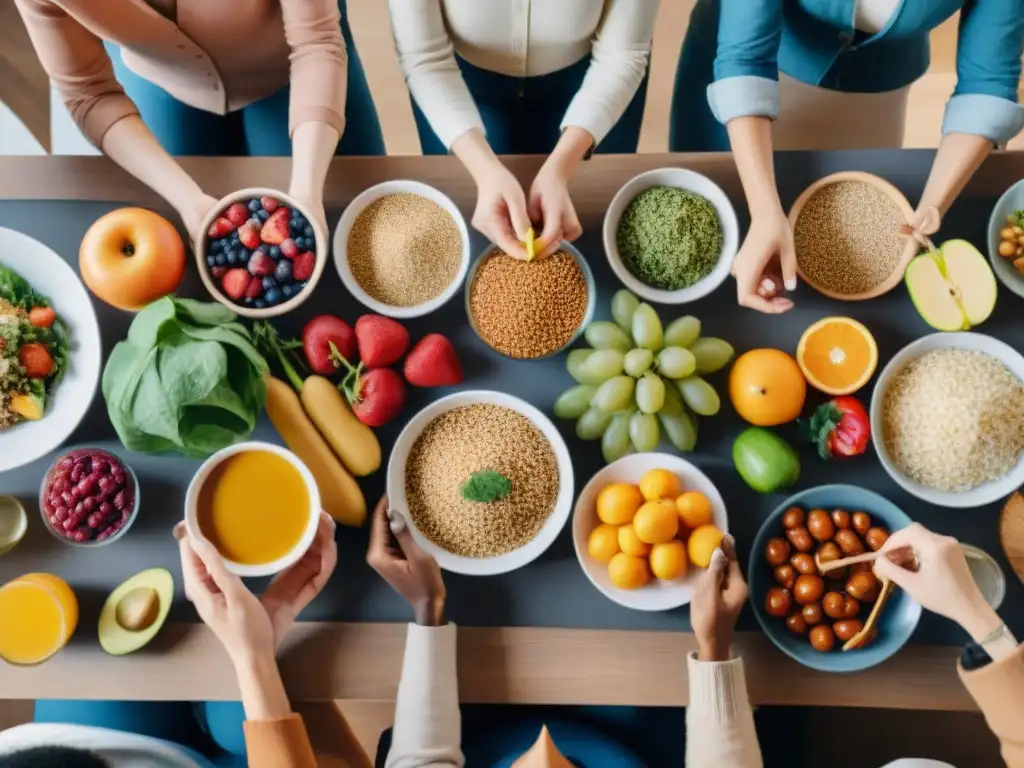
xmin=466 ymin=240 xmax=596 ymax=360
xmin=333 ymin=180 xmax=470 ymax=318
xmin=386 ymin=390 xmax=574 ymax=576
xmin=788 ymin=171 xmax=917 ymax=301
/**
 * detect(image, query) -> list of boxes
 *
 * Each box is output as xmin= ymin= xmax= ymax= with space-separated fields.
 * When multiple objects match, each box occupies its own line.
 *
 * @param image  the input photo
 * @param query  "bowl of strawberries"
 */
xmin=196 ymin=188 xmax=327 ymax=318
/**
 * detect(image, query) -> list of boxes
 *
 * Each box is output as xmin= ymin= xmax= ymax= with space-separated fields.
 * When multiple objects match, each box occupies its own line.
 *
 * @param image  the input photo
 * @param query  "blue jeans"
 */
xmin=413 ymin=56 xmax=648 ymax=156
xmin=669 ymin=0 xmax=730 ymax=152
xmin=106 ymin=0 xmax=384 ymax=156
xmin=34 ymin=700 xmax=248 ymax=768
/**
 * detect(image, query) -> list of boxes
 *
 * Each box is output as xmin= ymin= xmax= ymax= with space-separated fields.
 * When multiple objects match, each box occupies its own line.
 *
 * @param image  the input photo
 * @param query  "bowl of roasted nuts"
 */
xmin=749 ymin=484 xmax=922 ymax=673
xmin=988 ymin=179 xmax=1024 ymax=300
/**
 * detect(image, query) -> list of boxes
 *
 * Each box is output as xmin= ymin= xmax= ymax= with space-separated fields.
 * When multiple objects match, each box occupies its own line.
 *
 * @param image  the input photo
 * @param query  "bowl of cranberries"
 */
xmin=196 ymin=188 xmax=327 ymax=318
xmin=38 ymin=448 xmax=140 ymax=546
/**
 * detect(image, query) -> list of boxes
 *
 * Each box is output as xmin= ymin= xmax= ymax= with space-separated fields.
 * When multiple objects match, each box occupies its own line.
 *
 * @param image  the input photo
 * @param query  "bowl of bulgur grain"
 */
xmin=602 ymin=168 xmax=739 ymax=305
xmin=387 ymin=390 xmax=574 ymax=575
xmin=466 ymin=240 xmax=596 ymax=360
xmin=333 ymin=180 xmax=471 ymax=319
xmin=789 ymin=171 xmax=918 ymax=301
xmin=870 ymin=332 xmax=1024 ymax=508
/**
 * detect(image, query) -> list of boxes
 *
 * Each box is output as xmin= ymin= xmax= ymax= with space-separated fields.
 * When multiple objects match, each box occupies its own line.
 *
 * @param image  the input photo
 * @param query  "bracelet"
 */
xmin=979 ymin=623 xmax=1018 ymax=662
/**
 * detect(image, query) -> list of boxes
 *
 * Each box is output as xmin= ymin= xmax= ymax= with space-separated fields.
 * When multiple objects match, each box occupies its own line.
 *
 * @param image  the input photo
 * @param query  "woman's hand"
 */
xmin=366 ymin=496 xmax=446 ymax=626
xmin=732 ymin=207 xmax=797 ymax=313
xmin=472 ymin=161 xmax=531 ymax=260
xmin=529 ymin=162 xmax=583 ymax=259
xmin=874 ymin=523 xmax=1002 ymax=642
xmin=179 ymin=192 xmax=219 ymax=246
xmin=691 ymin=535 xmax=748 ymax=661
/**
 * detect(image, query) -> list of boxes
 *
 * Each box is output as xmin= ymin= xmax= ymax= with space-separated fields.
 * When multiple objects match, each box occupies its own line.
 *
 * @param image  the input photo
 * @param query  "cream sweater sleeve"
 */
xmin=560 ymin=0 xmax=658 ymax=145
xmin=685 ymin=653 xmax=763 ymax=768
xmin=386 ymin=623 xmax=464 ymax=768
xmin=386 ymin=0 xmax=484 ymax=149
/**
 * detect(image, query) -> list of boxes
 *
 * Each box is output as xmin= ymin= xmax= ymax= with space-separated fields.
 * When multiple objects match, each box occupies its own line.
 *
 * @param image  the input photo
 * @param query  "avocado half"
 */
xmin=98 ymin=567 xmax=174 ymax=656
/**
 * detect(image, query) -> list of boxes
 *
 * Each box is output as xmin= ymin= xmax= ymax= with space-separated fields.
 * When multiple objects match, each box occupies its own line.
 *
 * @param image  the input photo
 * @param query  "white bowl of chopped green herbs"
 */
xmin=603 ymin=169 xmax=738 ymax=305
xmin=988 ymin=178 xmax=1024 ymax=300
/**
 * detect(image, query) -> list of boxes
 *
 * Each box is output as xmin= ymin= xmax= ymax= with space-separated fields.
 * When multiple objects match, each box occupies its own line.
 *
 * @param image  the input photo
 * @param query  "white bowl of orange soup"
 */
xmin=185 ymin=442 xmax=321 ymax=577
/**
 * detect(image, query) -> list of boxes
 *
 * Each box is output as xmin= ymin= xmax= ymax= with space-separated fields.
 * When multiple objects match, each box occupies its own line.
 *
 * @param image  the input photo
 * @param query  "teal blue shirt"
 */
xmin=707 ymin=0 xmax=1024 ymax=145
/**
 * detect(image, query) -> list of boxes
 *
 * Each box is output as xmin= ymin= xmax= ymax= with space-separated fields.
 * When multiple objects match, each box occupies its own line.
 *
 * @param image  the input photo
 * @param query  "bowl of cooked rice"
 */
xmin=870 ymin=332 xmax=1024 ymax=508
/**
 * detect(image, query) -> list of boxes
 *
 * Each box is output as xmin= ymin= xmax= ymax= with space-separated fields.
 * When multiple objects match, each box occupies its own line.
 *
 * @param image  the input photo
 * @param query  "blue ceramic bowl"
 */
xmin=749 ymin=485 xmax=922 ymax=673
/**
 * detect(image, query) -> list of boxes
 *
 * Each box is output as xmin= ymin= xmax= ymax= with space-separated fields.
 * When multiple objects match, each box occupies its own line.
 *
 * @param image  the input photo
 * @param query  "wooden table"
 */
xmin=2 ymin=152 xmax=1022 ymax=723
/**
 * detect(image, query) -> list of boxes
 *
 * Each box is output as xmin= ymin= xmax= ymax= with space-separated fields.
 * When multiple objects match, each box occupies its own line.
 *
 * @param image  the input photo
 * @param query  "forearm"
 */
xmin=234 ymin=652 xmax=294 ymax=720
xmin=452 ymin=128 xmax=503 ymax=184
xmin=541 ymin=127 xmax=593 ymax=180
xmin=100 ymin=116 xmax=204 ymax=216
xmin=290 ymin=121 xmax=341 ymax=210
xmin=726 ymin=117 xmax=782 ymax=218
xmin=685 ymin=653 xmax=762 ymax=768
xmin=917 ymin=133 xmax=993 ymax=217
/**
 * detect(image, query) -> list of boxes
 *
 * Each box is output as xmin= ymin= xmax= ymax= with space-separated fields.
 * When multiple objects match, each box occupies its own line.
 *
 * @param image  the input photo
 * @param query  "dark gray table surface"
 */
xmin=1 ymin=150 xmax=1021 ymax=647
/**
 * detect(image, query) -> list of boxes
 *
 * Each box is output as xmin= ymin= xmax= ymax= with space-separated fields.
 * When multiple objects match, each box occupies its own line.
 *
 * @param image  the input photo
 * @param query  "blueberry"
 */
xmin=255 ymin=244 xmax=269 ymax=255
xmin=254 ymin=299 xmax=267 ymax=309
xmin=303 ymin=225 xmax=314 ymax=238
xmin=209 ymin=239 xmax=221 ymax=254
xmin=206 ymin=254 xmax=216 ymax=267
xmin=243 ymin=296 xmax=254 ymax=306
xmin=274 ymin=260 xmax=292 ymax=282
xmin=230 ymin=231 xmax=240 ymax=244
xmin=257 ymin=209 xmax=270 ymax=221
xmin=214 ymin=254 xmax=227 ymax=267
xmin=238 ymin=248 xmax=250 ymax=263
xmin=296 ymin=281 xmax=308 ymax=292
xmin=269 ymin=245 xmax=282 ymax=260
xmin=248 ymin=199 xmax=261 ymax=212
xmin=281 ymin=284 xmax=294 ymax=298
xmin=294 ymin=237 xmax=307 ymax=251
xmin=294 ymin=213 xmax=307 ymax=228
xmin=264 ymin=288 xmax=282 ymax=305
xmin=226 ymin=250 xmax=238 ymax=265
xmin=262 ymin=276 xmax=278 ymax=291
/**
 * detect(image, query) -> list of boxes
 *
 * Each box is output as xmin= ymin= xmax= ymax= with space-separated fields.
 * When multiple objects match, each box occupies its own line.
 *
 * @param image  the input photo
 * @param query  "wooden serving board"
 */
xmin=999 ymin=492 xmax=1024 ymax=585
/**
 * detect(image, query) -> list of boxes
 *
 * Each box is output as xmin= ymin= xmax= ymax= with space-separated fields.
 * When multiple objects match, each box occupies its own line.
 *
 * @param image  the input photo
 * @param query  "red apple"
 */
xmin=79 ymin=208 xmax=185 ymax=311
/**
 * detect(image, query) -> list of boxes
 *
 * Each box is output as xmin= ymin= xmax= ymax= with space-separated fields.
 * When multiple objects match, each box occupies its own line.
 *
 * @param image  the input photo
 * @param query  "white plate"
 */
xmin=572 ymin=453 xmax=729 ymax=612
xmin=602 ymin=168 xmax=739 ymax=305
xmin=0 ymin=228 xmax=101 ymax=472
xmin=387 ymin=390 xmax=574 ymax=576
xmin=333 ymin=180 xmax=471 ymax=319
xmin=988 ymin=179 xmax=1024 ymax=300
xmin=870 ymin=332 xmax=1024 ymax=508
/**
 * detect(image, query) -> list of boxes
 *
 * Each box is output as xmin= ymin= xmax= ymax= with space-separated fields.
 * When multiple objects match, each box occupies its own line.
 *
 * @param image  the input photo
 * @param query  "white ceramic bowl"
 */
xmin=870 ymin=332 xmax=1024 ymax=508
xmin=602 ymin=168 xmax=738 ymax=305
xmin=333 ymin=180 xmax=471 ymax=318
xmin=0 ymin=227 xmax=102 ymax=473
xmin=387 ymin=390 xmax=574 ymax=575
xmin=184 ymin=441 xmax=321 ymax=577
xmin=987 ymin=178 xmax=1024 ymax=300
xmin=572 ymin=453 xmax=729 ymax=612
xmin=195 ymin=187 xmax=329 ymax=319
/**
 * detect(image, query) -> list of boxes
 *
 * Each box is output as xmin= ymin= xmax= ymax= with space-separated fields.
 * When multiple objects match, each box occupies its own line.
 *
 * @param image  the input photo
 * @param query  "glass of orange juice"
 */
xmin=0 ymin=573 xmax=78 ymax=666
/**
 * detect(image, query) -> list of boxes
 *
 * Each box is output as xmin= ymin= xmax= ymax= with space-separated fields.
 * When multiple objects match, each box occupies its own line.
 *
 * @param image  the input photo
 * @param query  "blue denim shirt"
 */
xmin=707 ymin=0 xmax=1024 ymax=145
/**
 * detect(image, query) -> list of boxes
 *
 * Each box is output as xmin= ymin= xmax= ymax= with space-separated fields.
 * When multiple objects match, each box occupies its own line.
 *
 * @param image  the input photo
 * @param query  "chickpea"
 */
xmin=1000 ymin=240 xmax=1018 ymax=258
xmin=1001 ymin=227 xmax=1017 ymax=241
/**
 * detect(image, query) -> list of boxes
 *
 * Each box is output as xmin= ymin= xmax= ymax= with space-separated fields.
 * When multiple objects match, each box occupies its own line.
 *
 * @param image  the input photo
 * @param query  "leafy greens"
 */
xmin=102 ymin=297 xmax=268 ymax=457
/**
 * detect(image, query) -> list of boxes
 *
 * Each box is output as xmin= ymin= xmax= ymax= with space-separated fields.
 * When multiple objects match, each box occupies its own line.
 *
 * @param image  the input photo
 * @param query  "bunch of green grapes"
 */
xmin=554 ymin=290 xmax=734 ymax=463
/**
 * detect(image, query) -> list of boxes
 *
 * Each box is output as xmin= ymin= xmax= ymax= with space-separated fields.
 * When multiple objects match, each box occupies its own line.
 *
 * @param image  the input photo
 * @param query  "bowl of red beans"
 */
xmin=38 ymin=448 xmax=140 ymax=546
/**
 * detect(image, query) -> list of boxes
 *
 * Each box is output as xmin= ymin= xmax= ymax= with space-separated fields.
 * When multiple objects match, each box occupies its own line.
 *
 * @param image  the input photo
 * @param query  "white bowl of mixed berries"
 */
xmin=197 ymin=188 xmax=327 ymax=318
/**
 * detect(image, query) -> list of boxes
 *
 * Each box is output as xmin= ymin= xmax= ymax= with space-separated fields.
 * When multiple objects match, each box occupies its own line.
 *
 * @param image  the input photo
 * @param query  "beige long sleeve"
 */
xmin=685 ymin=653 xmax=763 ymax=768
xmin=958 ymin=644 xmax=1024 ymax=768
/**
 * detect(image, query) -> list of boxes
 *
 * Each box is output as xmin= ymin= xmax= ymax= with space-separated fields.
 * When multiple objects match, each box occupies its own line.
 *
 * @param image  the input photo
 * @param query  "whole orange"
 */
xmin=728 ymin=349 xmax=806 ymax=426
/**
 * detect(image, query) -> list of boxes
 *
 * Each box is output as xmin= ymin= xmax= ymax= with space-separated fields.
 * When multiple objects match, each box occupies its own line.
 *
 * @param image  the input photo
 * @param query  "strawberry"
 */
xmin=19 ymin=342 xmax=54 ymax=378
xmin=225 ymin=203 xmax=249 ymax=227
xmin=260 ymin=208 xmax=290 ymax=245
xmin=404 ymin=333 xmax=462 ymax=387
xmin=28 ymin=306 xmax=56 ymax=328
xmin=248 ymin=251 xmax=276 ymax=276
xmin=221 ymin=268 xmax=250 ymax=300
xmin=238 ymin=220 xmax=261 ymax=250
xmin=210 ymin=266 xmax=229 ymax=278
xmin=280 ymin=238 xmax=299 ymax=259
xmin=354 ymin=315 xmax=409 ymax=368
xmin=302 ymin=315 xmax=356 ymax=375
xmin=208 ymin=217 xmax=235 ymax=238
xmin=292 ymin=251 xmax=315 ymax=282
xmin=260 ymin=196 xmax=279 ymax=213
xmin=245 ymin=275 xmax=264 ymax=299
xmin=348 ymin=367 xmax=406 ymax=427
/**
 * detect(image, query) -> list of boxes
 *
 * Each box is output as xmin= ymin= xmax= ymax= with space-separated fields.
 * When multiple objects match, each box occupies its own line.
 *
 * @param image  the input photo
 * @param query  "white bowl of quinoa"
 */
xmin=387 ymin=390 xmax=574 ymax=575
xmin=871 ymin=332 xmax=1024 ymax=508
xmin=603 ymin=168 xmax=738 ymax=305
xmin=333 ymin=180 xmax=471 ymax=319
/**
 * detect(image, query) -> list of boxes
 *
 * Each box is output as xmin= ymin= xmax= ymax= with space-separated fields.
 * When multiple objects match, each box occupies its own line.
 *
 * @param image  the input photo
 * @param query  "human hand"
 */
xmin=179 ymin=192 xmax=219 ymax=247
xmin=366 ymin=495 xmax=446 ymax=626
xmin=873 ymin=523 xmax=1001 ymax=642
xmin=528 ymin=161 xmax=582 ymax=259
xmin=472 ymin=160 xmax=531 ymax=260
xmin=691 ymin=535 xmax=748 ymax=661
xmin=732 ymin=206 xmax=796 ymax=313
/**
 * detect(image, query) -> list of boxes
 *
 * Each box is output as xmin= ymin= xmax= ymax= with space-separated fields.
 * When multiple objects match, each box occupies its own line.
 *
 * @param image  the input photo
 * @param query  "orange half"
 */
xmin=796 ymin=317 xmax=878 ymax=395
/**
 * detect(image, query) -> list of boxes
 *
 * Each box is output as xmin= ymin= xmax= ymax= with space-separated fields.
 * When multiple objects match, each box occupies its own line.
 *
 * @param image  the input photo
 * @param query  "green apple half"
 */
xmin=905 ymin=240 xmax=997 ymax=331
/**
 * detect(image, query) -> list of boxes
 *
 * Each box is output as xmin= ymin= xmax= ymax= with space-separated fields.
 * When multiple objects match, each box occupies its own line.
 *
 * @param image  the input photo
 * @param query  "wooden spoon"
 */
xmin=817 ymin=546 xmax=918 ymax=575
xmin=843 ymin=577 xmax=894 ymax=652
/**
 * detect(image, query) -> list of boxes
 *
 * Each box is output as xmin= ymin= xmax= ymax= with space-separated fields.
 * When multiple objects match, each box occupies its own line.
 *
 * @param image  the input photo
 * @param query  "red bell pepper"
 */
xmin=804 ymin=396 xmax=871 ymax=459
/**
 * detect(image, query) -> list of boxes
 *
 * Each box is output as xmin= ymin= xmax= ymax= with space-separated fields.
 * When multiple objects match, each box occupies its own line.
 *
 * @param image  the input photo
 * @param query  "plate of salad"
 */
xmin=0 ymin=227 xmax=101 ymax=472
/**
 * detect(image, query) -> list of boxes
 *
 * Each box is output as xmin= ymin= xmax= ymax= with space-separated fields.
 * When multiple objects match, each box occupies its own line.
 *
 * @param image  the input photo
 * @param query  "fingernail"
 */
xmin=172 ymin=522 xmax=185 ymax=540
xmin=387 ymin=509 xmax=407 ymax=534
xmin=325 ymin=511 xmax=336 ymax=532
xmin=784 ymin=277 xmax=797 ymax=291
xmin=724 ymin=534 xmax=735 ymax=548
xmin=710 ymin=548 xmax=727 ymax=569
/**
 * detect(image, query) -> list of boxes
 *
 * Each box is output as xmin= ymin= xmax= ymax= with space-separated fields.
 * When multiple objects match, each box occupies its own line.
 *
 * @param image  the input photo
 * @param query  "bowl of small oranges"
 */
xmin=572 ymin=453 xmax=729 ymax=611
